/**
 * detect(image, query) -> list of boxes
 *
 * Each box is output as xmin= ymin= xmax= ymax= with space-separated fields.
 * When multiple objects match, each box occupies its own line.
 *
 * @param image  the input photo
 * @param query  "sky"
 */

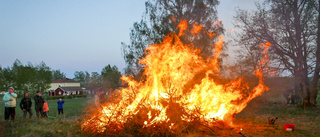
xmin=0 ymin=0 xmax=260 ymax=79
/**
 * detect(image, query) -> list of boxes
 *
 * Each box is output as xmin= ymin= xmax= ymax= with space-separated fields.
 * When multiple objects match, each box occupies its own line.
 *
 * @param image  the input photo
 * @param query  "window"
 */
xmin=72 ymin=91 xmax=76 ymax=94
xmin=59 ymin=92 xmax=61 ymax=95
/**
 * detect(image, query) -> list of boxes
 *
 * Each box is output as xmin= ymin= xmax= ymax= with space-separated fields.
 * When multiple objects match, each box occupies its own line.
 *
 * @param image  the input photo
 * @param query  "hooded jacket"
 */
xmin=34 ymin=95 xmax=44 ymax=109
xmin=20 ymin=95 xmax=32 ymax=110
xmin=43 ymin=102 xmax=49 ymax=112
xmin=2 ymin=92 xmax=17 ymax=107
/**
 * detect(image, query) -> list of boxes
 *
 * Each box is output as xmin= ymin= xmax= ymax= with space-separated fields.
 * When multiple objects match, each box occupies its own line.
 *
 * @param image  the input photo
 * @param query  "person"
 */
xmin=283 ymin=89 xmax=293 ymax=104
xmin=34 ymin=91 xmax=45 ymax=118
xmin=43 ymin=101 xmax=49 ymax=117
xmin=19 ymin=92 xmax=33 ymax=118
xmin=57 ymin=99 xmax=65 ymax=115
xmin=2 ymin=87 xmax=17 ymax=120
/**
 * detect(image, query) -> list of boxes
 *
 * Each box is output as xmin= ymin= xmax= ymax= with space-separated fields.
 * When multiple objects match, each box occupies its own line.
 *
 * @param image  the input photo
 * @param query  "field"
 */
xmin=228 ymin=99 xmax=320 ymax=137
xmin=0 ymin=94 xmax=320 ymax=136
xmin=0 ymin=98 xmax=91 ymax=137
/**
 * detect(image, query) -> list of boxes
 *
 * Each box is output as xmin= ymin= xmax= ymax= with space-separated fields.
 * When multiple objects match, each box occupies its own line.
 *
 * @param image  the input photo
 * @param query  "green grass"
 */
xmin=0 ymin=98 xmax=91 ymax=137
xmin=1 ymin=95 xmax=320 ymax=136
xmin=232 ymin=99 xmax=320 ymax=137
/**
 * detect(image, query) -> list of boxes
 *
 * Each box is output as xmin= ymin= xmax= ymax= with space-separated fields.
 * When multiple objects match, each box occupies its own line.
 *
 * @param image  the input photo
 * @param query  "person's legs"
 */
xmin=9 ymin=107 xmax=15 ymax=120
xmin=35 ymin=108 xmax=38 ymax=118
xmin=36 ymin=107 xmax=40 ymax=118
xmin=40 ymin=108 xmax=44 ymax=118
xmin=23 ymin=110 xmax=27 ymax=118
xmin=28 ymin=109 xmax=33 ymax=118
xmin=4 ymin=107 xmax=9 ymax=120
xmin=42 ymin=111 xmax=48 ymax=117
xmin=58 ymin=109 xmax=63 ymax=115
xmin=13 ymin=107 xmax=16 ymax=120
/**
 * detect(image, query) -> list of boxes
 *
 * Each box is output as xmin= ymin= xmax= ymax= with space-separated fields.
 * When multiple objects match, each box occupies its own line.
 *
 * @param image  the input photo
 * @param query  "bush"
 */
xmin=45 ymin=95 xmax=87 ymax=100
xmin=17 ymin=93 xmax=25 ymax=98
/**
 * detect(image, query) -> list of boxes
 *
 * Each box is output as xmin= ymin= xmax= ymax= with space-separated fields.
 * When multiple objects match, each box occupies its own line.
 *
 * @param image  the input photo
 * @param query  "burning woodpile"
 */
xmin=80 ymin=20 xmax=271 ymax=136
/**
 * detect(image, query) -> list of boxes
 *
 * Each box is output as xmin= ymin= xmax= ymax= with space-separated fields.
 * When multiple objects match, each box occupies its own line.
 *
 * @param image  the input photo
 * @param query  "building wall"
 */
xmin=54 ymin=88 xmax=65 ymax=96
xmin=53 ymin=88 xmax=83 ymax=96
xmin=48 ymin=82 xmax=81 ymax=90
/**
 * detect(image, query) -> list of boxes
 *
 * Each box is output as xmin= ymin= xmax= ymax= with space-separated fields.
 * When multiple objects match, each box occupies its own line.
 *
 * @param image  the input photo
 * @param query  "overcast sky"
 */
xmin=0 ymin=0 xmax=259 ymax=78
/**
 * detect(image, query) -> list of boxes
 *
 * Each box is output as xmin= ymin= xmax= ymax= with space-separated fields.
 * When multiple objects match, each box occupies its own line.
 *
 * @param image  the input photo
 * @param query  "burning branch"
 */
xmin=80 ymin=20 xmax=271 ymax=136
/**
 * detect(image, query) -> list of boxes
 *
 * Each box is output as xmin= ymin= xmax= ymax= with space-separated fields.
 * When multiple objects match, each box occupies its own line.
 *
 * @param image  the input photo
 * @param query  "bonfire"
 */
xmin=81 ymin=19 xmax=271 ymax=136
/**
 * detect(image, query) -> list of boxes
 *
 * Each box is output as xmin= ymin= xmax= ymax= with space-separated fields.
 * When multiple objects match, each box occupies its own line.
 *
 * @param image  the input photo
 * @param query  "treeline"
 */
xmin=0 ymin=59 xmax=122 ymax=95
xmin=0 ymin=59 xmax=52 ymax=95
xmin=73 ymin=64 xmax=122 ymax=90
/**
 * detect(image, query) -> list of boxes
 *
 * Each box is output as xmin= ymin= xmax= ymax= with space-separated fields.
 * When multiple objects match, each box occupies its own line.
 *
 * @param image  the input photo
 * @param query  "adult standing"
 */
xmin=19 ymin=92 xmax=33 ymax=118
xmin=34 ymin=91 xmax=44 ymax=118
xmin=2 ymin=87 xmax=17 ymax=120
xmin=57 ymin=99 xmax=65 ymax=115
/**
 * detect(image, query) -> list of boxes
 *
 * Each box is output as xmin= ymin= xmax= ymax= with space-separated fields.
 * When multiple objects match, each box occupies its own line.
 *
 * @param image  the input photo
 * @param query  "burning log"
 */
xmin=237 ymin=128 xmax=247 ymax=137
xmin=237 ymin=131 xmax=247 ymax=137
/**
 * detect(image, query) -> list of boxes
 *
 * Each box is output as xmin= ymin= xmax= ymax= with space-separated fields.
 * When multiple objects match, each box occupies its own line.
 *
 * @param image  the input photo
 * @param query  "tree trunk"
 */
xmin=310 ymin=1 xmax=320 ymax=106
xmin=310 ymin=69 xmax=319 ymax=106
xmin=292 ymin=0 xmax=312 ymax=108
xmin=292 ymin=79 xmax=299 ymax=104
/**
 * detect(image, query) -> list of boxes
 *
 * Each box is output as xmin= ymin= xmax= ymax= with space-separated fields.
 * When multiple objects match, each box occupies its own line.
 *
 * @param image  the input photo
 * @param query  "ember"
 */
xmin=81 ymin=20 xmax=271 ymax=134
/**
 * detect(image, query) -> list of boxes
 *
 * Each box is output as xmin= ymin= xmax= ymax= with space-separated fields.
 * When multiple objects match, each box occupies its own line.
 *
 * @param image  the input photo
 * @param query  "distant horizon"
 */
xmin=0 ymin=58 xmax=122 ymax=79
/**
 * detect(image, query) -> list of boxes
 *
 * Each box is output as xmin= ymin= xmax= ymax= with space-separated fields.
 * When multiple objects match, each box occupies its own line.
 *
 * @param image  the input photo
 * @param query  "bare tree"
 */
xmin=233 ymin=0 xmax=319 ymax=107
xmin=310 ymin=0 xmax=320 ymax=105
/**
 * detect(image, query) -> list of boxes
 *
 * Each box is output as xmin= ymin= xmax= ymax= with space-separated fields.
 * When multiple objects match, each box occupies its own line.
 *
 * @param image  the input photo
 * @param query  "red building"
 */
xmin=86 ymin=86 xmax=103 ymax=95
xmin=51 ymin=86 xmax=83 ymax=96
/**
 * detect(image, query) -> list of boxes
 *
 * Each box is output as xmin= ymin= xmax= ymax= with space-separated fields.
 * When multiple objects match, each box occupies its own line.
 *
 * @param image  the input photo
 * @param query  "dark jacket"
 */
xmin=20 ymin=97 xmax=32 ymax=110
xmin=34 ymin=95 xmax=44 ymax=109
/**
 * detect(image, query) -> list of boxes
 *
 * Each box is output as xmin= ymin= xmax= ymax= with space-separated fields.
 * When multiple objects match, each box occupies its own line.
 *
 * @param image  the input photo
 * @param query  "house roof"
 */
xmin=52 ymin=78 xmax=79 ymax=83
xmin=57 ymin=86 xmax=84 ymax=92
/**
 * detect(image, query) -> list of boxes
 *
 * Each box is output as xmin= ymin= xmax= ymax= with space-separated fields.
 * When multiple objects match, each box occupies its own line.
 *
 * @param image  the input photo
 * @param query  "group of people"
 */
xmin=2 ymin=87 xmax=65 ymax=120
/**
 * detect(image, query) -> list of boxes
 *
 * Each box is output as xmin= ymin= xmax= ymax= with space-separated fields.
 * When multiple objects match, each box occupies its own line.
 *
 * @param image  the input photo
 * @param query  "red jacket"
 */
xmin=43 ymin=102 xmax=49 ymax=112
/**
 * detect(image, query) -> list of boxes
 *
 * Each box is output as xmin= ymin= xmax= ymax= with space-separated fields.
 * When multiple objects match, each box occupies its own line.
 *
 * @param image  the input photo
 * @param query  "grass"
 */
xmin=231 ymin=99 xmax=320 ymax=137
xmin=0 ymin=98 xmax=91 ymax=137
xmin=1 ymin=95 xmax=320 ymax=136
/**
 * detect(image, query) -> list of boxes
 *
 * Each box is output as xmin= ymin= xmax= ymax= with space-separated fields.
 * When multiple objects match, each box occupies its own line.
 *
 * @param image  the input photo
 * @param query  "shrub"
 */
xmin=45 ymin=95 xmax=87 ymax=100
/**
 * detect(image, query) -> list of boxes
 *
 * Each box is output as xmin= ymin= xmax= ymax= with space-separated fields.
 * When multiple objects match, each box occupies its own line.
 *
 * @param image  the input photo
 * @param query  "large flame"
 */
xmin=82 ymin=20 xmax=270 ymax=133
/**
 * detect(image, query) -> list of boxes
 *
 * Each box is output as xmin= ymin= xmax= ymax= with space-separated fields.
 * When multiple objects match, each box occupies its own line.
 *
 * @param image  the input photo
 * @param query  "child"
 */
xmin=57 ymin=99 xmax=65 ymax=115
xmin=43 ymin=101 xmax=49 ymax=117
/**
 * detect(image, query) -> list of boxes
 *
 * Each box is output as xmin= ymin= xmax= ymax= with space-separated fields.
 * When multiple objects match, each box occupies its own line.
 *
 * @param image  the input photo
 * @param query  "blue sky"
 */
xmin=0 ymin=0 xmax=259 ymax=78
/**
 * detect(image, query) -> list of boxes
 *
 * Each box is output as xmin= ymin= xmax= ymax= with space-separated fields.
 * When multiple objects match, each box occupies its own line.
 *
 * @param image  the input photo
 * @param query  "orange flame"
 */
xmin=82 ymin=20 xmax=271 ymax=133
xmin=191 ymin=23 xmax=203 ymax=34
